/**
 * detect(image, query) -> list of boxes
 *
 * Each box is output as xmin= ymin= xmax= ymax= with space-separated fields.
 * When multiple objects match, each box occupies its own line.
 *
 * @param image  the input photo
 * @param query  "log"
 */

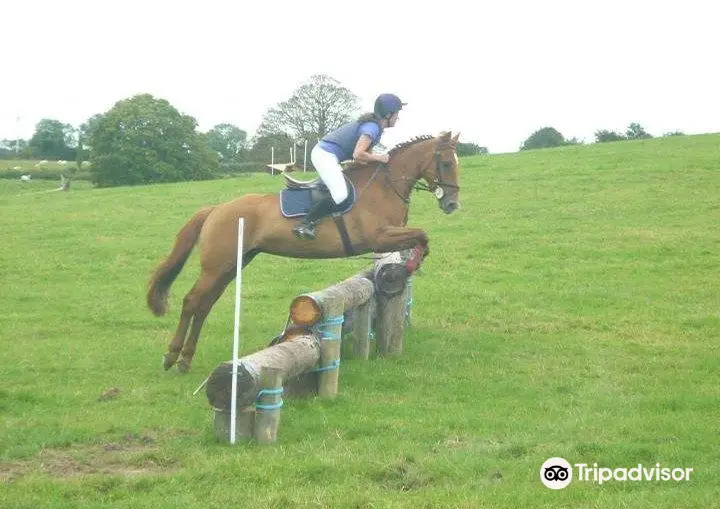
xmin=373 ymin=252 xmax=410 ymax=356
xmin=289 ymin=271 xmax=374 ymax=326
xmin=213 ymin=406 xmax=255 ymax=443
xmin=206 ymin=334 xmax=320 ymax=411
xmin=213 ymin=365 xmax=284 ymax=444
xmin=373 ymin=252 xmax=409 ymax=297
xmin=316 ymin=287 xmax=343 ymax=398
xmin=254 ymin=366 xmax=283 ymax=444
xmin=375 ymin=289 xmax=406 ymax=356
xmin=350 ymin=298 xmax=373 ymax=360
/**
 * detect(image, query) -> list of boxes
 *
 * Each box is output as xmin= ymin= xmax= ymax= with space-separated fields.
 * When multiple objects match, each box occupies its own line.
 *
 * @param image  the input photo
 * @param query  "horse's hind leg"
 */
xmin=164 ymin=305 xmax=193 ymax=370
xmin=176 ymin=268 xmax=236 ymax=373
xmin=163 ymin=268 xmax=231 ymax=371
xmin=175 ymin=249 xmax=261 ymax=371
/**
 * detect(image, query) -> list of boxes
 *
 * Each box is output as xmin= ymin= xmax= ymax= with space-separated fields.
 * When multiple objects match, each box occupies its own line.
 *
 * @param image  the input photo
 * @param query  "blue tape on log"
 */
xmin=256 ymin=401 xmax=284 ymax=411
xmin=316 ymin=314 xmax=344 ymax=341
xmin=320 ymin=315 xmax=345 ymax=326
xmin=256 ymin=387 xmax=284 ymax=411
xmin=320 ymin=331 xmax=341 ymax=341
xmin=257 ymin=388 xmax=284 ymax=397
xmin=311 ymin=359 xmax=341 ymax=373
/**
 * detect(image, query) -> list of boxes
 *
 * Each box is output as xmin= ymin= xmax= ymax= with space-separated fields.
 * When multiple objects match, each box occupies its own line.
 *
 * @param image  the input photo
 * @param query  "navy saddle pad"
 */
xmin=280 ymin=182 xmax=357 ymax=218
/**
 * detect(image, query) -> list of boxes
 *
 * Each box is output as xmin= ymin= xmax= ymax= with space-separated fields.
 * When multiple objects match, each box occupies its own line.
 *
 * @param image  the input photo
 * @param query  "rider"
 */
xmin=292 ymin=93 xmax=406 ymax=240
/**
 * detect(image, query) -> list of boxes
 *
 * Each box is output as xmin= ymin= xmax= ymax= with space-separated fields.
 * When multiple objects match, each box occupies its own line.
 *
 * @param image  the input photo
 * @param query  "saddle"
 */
xmin=279 ymin=173 xmax=356 ymax=219
xmin=283 ymin=173 xmax=323 ymax=190
xmin=282 ymin=159 xmax=355 ymax=189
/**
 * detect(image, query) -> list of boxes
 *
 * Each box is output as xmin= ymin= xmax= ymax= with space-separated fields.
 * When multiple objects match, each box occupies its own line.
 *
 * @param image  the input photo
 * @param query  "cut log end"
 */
xmin=205 ymin=362 xmax=258 ymax=410
xmin=375 ymin=263 xmax=409 ymax=296
xmin=290 ymin=295 xmax=323 ymax=326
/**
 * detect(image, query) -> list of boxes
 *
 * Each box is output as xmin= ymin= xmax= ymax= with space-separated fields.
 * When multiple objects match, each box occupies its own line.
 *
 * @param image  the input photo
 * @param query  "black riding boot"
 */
xmin=292 ymin=195 xmax=336 ymax=240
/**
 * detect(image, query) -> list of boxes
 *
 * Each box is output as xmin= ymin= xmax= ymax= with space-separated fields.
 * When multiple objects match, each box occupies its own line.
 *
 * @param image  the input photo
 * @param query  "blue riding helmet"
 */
xmin=374 ymin=93 xmax=407 ymax=118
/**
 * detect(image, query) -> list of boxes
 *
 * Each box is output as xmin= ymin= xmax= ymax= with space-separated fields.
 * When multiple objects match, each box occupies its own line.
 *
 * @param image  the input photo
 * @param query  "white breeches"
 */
xmin=311 ymin=144 xmax=348 ymax=204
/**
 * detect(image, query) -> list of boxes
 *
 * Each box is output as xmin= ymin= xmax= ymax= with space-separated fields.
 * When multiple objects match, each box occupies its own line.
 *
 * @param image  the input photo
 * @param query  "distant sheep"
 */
xmin=20 ymin=175 xmax=31 ymax=182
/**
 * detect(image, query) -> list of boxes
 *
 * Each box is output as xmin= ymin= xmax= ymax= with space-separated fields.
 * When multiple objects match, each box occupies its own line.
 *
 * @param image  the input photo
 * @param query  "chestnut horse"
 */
xmin=147 ymin=131 xmax=462 ymax=372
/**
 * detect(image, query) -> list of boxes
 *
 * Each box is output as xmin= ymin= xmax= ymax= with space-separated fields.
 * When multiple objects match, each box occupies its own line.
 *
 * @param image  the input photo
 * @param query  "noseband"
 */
xmin=412 ymin=149 xmax=460 ymax=200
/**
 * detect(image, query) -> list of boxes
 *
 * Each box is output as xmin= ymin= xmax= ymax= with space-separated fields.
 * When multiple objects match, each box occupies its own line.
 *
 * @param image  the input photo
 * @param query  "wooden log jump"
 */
xmin=206 ymin=251 xmax=415 ymax=444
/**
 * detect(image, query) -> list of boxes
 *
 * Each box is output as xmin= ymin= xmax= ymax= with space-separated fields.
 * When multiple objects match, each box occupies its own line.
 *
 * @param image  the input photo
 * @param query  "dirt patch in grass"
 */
xmin=0 ymin=433 xmax=180 ymax=483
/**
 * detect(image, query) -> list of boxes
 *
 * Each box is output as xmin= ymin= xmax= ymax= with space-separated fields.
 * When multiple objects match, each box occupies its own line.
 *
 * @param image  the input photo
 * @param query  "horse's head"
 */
xmin=421 ymin=131 xmax=461 ymax=214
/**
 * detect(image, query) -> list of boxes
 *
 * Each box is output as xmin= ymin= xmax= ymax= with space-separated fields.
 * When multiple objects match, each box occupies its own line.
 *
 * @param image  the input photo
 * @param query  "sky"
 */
xmin=1 ymin=0 xmax=719 ymax=154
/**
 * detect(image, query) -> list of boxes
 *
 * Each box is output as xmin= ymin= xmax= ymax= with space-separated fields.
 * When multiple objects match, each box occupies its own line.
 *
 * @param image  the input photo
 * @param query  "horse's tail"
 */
xmin=147 ymin=206 xmax=215 ymax=317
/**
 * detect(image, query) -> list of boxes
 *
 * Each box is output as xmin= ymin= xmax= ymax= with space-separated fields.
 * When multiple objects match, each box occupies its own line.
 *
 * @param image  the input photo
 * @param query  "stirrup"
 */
xmin=292 ymin=223 xmax=317 ymax=240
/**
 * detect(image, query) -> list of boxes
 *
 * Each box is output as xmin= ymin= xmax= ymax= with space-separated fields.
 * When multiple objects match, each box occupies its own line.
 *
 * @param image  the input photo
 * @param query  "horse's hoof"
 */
xmin=177 ymin=359 xmax=191 ymax=373
xmin=163 ymin=353 xmax=178 ymax=371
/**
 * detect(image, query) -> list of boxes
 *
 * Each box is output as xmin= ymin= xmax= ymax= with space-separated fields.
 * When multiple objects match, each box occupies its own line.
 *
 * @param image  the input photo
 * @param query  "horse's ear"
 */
xmin=452 ymin=132 xmax=461 ymax=144
xmin=439 ymin=131 xmax=451 ymax=141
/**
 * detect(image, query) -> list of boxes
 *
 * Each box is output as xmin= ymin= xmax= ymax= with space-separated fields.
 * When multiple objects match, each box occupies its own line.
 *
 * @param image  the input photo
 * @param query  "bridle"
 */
xmin=412 ymin=149 xmax=460 ymax=200
xmin=379 ymin=148 xmax=460 ymax=204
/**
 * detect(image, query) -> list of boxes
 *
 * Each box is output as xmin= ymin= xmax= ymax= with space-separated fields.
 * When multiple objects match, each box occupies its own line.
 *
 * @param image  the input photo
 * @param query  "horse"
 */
xmin=147 ymin=130 xmax=462 ymax=372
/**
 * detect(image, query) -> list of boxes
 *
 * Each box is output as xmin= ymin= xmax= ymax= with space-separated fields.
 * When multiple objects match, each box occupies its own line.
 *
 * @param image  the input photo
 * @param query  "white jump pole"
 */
xmin=270 ymin=147 xmax=274 ymax=176
xmin=229 ymin=217 xmax=245 ymax=445
xmin=304 ymin=139 xmax=308 ymax=172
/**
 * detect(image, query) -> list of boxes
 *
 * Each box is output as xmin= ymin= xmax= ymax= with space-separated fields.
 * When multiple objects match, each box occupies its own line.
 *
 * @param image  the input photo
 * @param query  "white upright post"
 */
xmin=271 ymin=147 xmax=274 ymax=176
xmin=304 ymin=140 xmax=308 ymax=172
xmin=15 ymin=117 xmax=21 ymax=155
xmin=229 ymin=217 xmax=245 ymax=445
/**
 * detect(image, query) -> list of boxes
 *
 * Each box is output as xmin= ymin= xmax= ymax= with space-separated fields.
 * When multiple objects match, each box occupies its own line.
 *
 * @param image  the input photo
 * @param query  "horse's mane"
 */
xmin=343 ymin=134 xmax=437 ymax=172
xmin=387 ymin=134 xmax=436 ymax=157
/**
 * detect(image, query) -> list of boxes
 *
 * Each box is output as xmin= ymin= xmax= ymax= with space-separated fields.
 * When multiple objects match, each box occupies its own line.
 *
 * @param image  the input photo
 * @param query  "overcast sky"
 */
xmin=2 ymin=0 xmax=718 ymax=153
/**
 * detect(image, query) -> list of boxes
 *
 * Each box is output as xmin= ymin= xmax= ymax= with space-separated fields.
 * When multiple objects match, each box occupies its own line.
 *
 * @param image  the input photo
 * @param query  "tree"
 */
xmin=248 ymin=132 xmax=295 ymax=164
xmin=625 ymin=122 xmax=652 ymax=140
xmin=256 ymin=74 xmax=360 ymax=142
xmin=456 ymin=142 xmax=488 ymax=156
xmin=520 ymin=127 xmax=566 ymax=150
xmin=73 ymin=113 xmax=105 ymax=167
xmin=594 ymin=129 xmax=626 ymax=143
xmin=89 ymin=93 xmax=219 ymax=187
xmin=0 ymin=139 xmax=29 ymax=159
xmin=78 ymin=114 xmax=104 ymax=151
xmin=205 ymin=123 xmax=248 ymax=162
xmin=29 ymin=119 xmax=76 ymax=160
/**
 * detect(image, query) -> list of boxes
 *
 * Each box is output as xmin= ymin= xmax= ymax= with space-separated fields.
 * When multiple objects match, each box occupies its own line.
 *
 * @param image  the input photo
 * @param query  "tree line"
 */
xmin=519 ymin=124 xmax=685 ymax=151
xmin=2 ymin=71 xmax=684 ymax=187
xmin=0 ymin=73 xmax=488 ymax=187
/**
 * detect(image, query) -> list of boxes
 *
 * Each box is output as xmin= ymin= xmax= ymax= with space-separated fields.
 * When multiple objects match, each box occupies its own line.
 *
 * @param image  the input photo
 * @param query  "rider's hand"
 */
xmin=378 ymin=154 xmax=390 ymax=164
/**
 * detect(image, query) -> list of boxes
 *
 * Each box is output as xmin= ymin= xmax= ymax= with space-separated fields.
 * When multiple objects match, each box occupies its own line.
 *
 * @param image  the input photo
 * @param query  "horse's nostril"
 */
xmin=444 ymin=202 xmax=458 ymax=214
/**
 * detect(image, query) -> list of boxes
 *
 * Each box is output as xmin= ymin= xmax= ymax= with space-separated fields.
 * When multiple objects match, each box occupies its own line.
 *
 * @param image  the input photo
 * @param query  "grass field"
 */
xmin=0 ymin=134 xmax=718 ymax=508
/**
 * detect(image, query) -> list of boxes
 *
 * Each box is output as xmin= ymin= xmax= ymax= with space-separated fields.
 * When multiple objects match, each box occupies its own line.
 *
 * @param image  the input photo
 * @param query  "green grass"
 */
xmin=0 ymin=135 xmax=718 ymax=508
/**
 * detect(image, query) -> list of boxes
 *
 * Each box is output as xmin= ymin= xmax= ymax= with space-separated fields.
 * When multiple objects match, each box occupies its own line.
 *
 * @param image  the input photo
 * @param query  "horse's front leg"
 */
xmin=368 ymin=225 xmax=429 ymax=272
